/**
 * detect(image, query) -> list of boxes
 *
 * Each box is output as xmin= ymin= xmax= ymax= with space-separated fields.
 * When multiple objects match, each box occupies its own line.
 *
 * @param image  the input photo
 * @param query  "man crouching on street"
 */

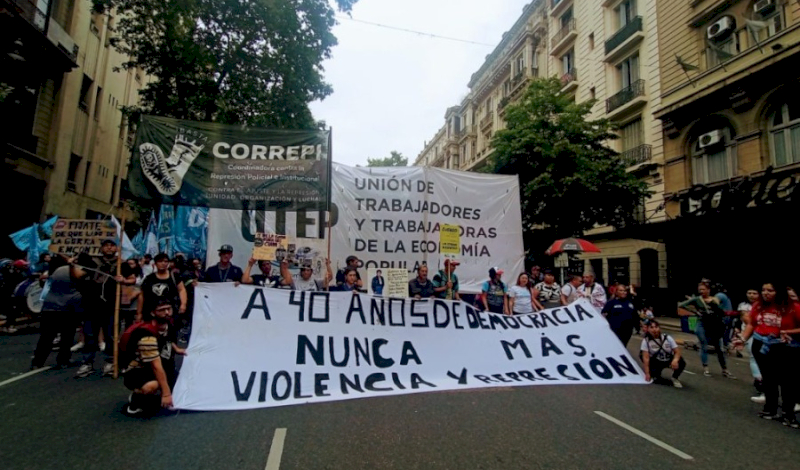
xmin=121 ymin=299 xmax=186 ymax=416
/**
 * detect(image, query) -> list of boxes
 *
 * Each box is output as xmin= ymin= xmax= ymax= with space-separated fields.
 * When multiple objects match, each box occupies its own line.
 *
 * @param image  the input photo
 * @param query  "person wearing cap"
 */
xmin=481 ymin=267 xmax=508 ymax=315
xmin=335 ymin=255 xmax=363 ymax=289
xmin=527 ymin=265 xmax=544 ymax=288
xmin=432 ymin=259 xmax=461 ymax=300
xmin=533 ymin=269 xmax=562 ymax=310
xmin=204 ymin=245 xmax=243 ymax=283
xmin=76 ymin=237 xmax=137 ymax=378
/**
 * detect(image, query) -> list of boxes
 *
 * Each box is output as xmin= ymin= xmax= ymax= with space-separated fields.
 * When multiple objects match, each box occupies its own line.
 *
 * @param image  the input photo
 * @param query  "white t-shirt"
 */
xmin=508 ymin=285 xmax=534 ymax=315
xmin=292 ymin=275 xmax=321 ymax=292
xmin=561 ymin=283 xmax=580 ymax=304
xmin=640 ymin=334 xmax=678 ymax=362
xmin=738 ymin=302 xmax=752 ymax=314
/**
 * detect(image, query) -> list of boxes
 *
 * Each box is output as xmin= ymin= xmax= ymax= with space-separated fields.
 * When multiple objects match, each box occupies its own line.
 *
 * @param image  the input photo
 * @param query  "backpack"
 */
xmin=119 ymin=322 xmax=160 ymax=369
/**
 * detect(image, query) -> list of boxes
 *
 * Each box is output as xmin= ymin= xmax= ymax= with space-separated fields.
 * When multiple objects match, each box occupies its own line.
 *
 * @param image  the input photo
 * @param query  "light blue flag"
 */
xmin=145 ymin=211 xmax=159 ymax=256
xmin=174 ymin=206 xmax=208 ymax=260
xmin=158 ymin=205 xmax=175 ymax=257
xmin=111 ymin=215 xmax=140 ymax=260
xmin=131 ymin=229 xmax=144 ymax=255
xmin=40 ymin=216 xmax=58 ymax=237
xmin=27 ymin=223 xmax=41 ymax=265
xmin=9 ymin=225 xmax=33 ymax=251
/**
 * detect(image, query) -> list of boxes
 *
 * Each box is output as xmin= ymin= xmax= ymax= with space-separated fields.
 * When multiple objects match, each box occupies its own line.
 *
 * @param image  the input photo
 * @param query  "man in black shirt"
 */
xmin=204 ymin=245 xmax=243 ymax=283
xmin=409 ymin=265 xmax=436 ymax=299
xmin=242 ymin=257 xmax=282 ymax=288
xmin=138 ymin=253 xmax=187 ymax=320
xmin=76 ymin=238 xmax=137 ymax=378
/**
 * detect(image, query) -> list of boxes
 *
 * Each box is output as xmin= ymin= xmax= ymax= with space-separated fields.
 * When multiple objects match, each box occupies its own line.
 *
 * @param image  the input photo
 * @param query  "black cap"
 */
xmin=101 ymin=238 xmax=117 ymax=246
xmin=219 ymin=244 xmax=234 ymax=253
xmin=543 ymin=268 xmax=554 ymax=275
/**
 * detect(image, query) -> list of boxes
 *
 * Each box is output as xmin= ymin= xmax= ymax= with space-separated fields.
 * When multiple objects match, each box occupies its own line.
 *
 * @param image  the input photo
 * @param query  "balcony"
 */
xmin=606 ymin=79 xmax=646 ymax=119
xmin=551 ymin=18 xmax=577 ymax=56
xmin=457 ymin=124 xmax=476 ymax=142
xmin=605 ymin=17 xmax=644 ymax=62
xmin=560 ymin=68 xmax=578 ymax=92
xmin=550 ymin=0 xmax=573 ymax=19
xmin=497 ymin=96 xmax=510 ymax=113
xmin=621 ymin=144 xmax=652 ymax=167
xmin=11 ymin=0 xmax=48 ymax=33
xmin=479 ymin=112 xmax=494 ymax=131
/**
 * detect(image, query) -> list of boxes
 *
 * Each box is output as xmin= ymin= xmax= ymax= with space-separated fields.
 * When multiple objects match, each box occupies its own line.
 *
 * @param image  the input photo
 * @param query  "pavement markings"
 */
xmin=265 ymin=428 xmax=287 ymax=470
xmin=683 ymin=370 xmax=696 ymax=375
xmin=0 ymin=366 xmax=51 ymax=388
xmin=594 ymin=411 xmax=693 ymax=461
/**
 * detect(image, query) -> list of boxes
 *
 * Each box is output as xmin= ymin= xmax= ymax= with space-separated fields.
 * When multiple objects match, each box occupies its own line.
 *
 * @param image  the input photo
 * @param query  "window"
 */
xmin=94 ymin=87 xmax=103 ymax=120
xmin=561 ymin=49 xmax=574 ymax=74
xmin=110 ymin=176 xmax=118 ymax=204
xmin=707 ymin=35 xmax=739 ymax=68
xmin=84 ymin=161 xmax=93 ymax=192
xmin=589 ymin=33 xmax=595 ymax=50
xmin=90 ymin=13 xmax=102 ymax=37
xmin=769 ymin=102 xmax=800 ymax=167
xmin=615 ymin=0 xmax=637 ymax=29
xmin=620 ymin=119 xmax=644 ymax=151
xmin=78 ymin=75 xmax=93 ymax=112
xmin=67 ymin=154 xmax=81 ymax=192
xmin=753 ymin=6 xmax=783 ymax=42
xmin=531 ymin=49 xmax=539 ymax=70
xmin=590 ymin=87 xmax=596 ymax=100
xmin=515 ymin=54 xmax=525 ymax=75
xmin=485 ymin=97 xmax=492 ymax=116
xmin=691 ymin=127 xmax=734 ymax=184
xmin=617 ymin=53 xmax=639 ymax=89
xmin=561 ymin=9 xmax=573 ymax=28
xmin=503 ymin=80 xmax=510 ymax=96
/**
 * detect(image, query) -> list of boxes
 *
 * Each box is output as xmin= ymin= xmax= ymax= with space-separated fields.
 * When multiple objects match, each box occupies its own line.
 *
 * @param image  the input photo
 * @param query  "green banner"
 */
xmin=127 ymin=116 xmax=331 ymax=210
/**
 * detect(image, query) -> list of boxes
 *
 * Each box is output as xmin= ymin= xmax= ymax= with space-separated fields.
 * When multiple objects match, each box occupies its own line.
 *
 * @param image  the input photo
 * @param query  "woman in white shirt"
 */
xmin=508 ymin=273 xmax=537 ymax=315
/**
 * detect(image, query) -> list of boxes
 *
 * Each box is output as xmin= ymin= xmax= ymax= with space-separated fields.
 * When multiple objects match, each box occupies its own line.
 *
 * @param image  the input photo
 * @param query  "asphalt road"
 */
xmin=1 ymin=329 xmax=798 ymax=470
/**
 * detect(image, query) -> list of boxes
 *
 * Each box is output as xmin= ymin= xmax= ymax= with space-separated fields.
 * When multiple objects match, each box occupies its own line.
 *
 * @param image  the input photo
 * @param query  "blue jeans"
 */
xmin=695 ymin=321 xmax=726 ymax=369
xmin=746 ymin=338 xmax=762 ymax=380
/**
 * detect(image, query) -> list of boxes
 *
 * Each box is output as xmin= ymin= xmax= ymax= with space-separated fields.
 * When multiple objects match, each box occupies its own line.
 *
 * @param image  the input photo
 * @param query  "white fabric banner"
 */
xmin=173 ymin=285 xmax=646 ymax=411
xmin=207 ymin=163 xmax=525 ymax=292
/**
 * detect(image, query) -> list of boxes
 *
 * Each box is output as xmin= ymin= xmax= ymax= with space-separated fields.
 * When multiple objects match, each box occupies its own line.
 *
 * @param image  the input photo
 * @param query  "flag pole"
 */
xmin=113 ymin=201 xmax=127 ymax=379
xmin=326 ymin=127 xmax=333 ymax=292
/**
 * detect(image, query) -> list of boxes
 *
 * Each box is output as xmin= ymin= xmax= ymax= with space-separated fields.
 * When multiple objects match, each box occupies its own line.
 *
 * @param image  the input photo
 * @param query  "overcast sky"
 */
xmin=309 ymin=0 xmax=530 ymax=167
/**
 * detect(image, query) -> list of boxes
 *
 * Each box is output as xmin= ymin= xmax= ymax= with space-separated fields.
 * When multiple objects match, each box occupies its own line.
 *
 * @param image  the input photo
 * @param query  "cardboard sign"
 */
xmin=439 ymin=224 xmax=460 ymax=255
xmin=252 ymin=232 xmax=288 ymax=261
xmin=384 ymin=268 xmax=410 ymax=298
xmin=49 ymin=219 xmax=118 ymax=256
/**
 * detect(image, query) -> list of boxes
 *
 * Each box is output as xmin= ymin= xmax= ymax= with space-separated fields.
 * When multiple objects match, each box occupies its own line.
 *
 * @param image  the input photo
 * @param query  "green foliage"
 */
xmin=367 ymin=151 xmax=408 ymax=167
xmin=96 ymin=0 xmax=359 ymax=128
xmin=488 ymin=77 xmax=650 ymax=238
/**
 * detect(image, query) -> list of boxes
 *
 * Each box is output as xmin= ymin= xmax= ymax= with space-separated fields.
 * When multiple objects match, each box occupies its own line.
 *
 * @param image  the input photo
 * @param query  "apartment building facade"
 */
xmin=1 ymin=0 xmax=145 ymax=254
xmin=416 ymin=0 xmax=668 ymax=291
xmin=654 ymin=0 xmax=800 ymax=296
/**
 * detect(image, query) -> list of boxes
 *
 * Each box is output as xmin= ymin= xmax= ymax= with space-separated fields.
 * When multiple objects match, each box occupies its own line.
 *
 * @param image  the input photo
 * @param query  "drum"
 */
xmin=25 ymin=281 xmax=44 ymax=314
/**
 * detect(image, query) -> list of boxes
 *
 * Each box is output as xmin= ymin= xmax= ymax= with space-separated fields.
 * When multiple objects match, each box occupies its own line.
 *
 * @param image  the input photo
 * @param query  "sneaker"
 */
xmin=703 ymin=369 xmax=712 ymax=377
xmin=1 ymin=326 xmax=19 ymax=333
xmin=751 ymin=394 xmax=766 ymax=404
xmin=123 ymin=393 xmax=146 ymax=417
xmin=795 ymin=404 xmax=800 ymax=413
xmin=758 ymin=411 xmax=780 ymax=420
xmin=70 ymin=341 xmax=85 ymax=352
xmin=722 ymin=370 xmax=736 ymax=379
xmin=99 ymin=341 xmax=106 ymax=352
xmin=783 ymin=418 xmax=800 ymax=429
xmin=671 ymin=378 xmax=684 ymax=389
xmin=102 ymin=363 xmax=114 ymax=376
xmin=74 ymin=364 xmax=93 ymax=378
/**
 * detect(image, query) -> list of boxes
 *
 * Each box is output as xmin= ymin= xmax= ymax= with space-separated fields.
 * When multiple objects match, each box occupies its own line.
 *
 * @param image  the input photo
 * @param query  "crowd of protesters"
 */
xmin=5 ymin=243 xmax=800 ymax=426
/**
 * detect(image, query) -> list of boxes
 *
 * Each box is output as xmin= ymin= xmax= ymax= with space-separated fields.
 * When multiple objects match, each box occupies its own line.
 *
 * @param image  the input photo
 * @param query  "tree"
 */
xmin=367 ymin=151 xmax=408 ymax=167
xmin=489 ymin=77 xmax=650 ymax=242
xmin=94 ymin=0 xmax=359 ymax=128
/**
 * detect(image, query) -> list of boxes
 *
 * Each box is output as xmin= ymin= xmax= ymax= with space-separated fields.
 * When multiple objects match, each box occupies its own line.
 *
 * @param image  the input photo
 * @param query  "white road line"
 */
xmin=594 ymin=411 xmax=693 ymax=461
xmin=0 ymin=366 xmax=52 ymax=388
xmin=265 ymin=428 xmax=287 ymax=470
xmin=683 ymin=370 xmax=696 ymax=375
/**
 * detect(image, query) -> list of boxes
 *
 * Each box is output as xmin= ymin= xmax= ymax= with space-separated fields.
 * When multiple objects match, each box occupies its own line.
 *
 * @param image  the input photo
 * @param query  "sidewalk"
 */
xmin=652 ymin=316 xmax=698 ymax=346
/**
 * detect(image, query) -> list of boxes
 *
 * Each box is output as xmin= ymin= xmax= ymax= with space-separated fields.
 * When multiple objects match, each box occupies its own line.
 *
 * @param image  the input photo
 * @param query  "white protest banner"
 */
xmin=207 ymin=163 xmax=525 ymax=292
xmin=173 ymin=285 xmax=646 ymax=411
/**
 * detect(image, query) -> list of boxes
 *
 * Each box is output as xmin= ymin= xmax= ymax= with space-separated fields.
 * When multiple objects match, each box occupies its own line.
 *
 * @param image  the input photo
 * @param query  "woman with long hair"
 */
xmin=679 ymin=281 xmax=734 ymax=378
xmin=508 ymin=273 xmax=537 ymax=315
xmin=740 ymin=282 xmax=800 ymax=425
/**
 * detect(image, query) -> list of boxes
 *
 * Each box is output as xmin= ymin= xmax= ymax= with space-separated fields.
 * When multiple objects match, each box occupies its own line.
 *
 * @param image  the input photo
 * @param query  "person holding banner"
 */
xmin=280 ymin=259 xmax=332 ymax=291
xmin=204 ymin=245 xmax=243 ymax=283
xmin=640 ymin=320 xmax=686 ymax=388
xmin=508 ymin=273 xmax=536 ymax=315
xmin=533 ymin=269 xmax=562 ymax=310
xmin=409 ymin=265 xmax=436 ymax=299
xmin=481 ymin=268 xmax=508 ymax=315
xmin=432 ymin=259 xmax=461 ymax=301
xmin=243 ymin=258 xmax=282 ymax=288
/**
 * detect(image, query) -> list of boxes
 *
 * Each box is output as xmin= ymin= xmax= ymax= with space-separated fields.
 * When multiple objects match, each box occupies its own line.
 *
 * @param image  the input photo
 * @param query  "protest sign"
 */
xmin=252 ymin=233 xmax=288 ymax=261
xmin=127 ymin=116 xmax=331 ymax=211
xmin=49 ymin=219 xmax=117 ymax=256
xmin=384 ymin=268 xmax=410 ymax=298
xmin=207 ymin=163 xmax=525 ymax=292
xmin=439 ymin=224 xmax=460 ymax=255
xmin=173 ymin=285 xmax=646 ymax=411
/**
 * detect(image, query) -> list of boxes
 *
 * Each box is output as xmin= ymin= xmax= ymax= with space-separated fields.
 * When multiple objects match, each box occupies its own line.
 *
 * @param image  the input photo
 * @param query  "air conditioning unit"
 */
xmin=754 ymin=0 xmax=776 ymax=15
xmin=699 ymin=130 xmax=725 ymax=149
xmin=707 ymin=17 xmax=735 ymax=41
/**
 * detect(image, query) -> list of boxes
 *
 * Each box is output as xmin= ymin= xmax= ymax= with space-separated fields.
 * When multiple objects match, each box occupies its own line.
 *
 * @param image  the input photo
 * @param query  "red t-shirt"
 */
xmin=752 ymin=301 xmax=800 ymax=337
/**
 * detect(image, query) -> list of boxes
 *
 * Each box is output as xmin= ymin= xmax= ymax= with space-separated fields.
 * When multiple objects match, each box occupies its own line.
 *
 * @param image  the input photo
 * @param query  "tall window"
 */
xmin=769 ymin=102 xmax=800 ymax=167
xmin=561 ymin=9 xmax=573 ymax=29
xmin=691 ymin=128 xmax=734 ymax=184
xmin=562 ymin=49 xmax=574 ymax=74
xmin=616 ymin=0 xmax=637 ymax=28
xmin=531 ymin=49 xmax=539 ymax=70
xmin=515 ymin=54 xmax=525 ymax=75
xmin=620 ymin=119 xmax=643 ymax=151
xmin=617 ymin=53 xmax=639 ymax=89
xmin=707 ymin=35 xmax=739 ymax=68
xmin=753 ymin=2 xmax=783 ymax=42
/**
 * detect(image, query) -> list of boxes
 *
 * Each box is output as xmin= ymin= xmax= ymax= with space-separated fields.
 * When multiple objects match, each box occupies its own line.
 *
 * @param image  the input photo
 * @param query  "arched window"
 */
xmin=689 ymin=125 xmax=735 ymax=184
xmin=769 ymin=101 xmax=800 ymax=167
